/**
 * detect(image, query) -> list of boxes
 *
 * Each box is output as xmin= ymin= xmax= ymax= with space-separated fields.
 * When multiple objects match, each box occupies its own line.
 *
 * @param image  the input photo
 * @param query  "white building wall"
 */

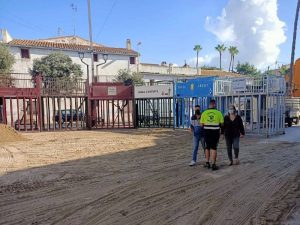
xmin=9 ymin=46 xmax=138 ymax=80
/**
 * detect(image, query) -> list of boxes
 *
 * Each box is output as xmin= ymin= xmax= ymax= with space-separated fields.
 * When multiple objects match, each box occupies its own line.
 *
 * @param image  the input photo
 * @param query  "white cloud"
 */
xmin=189 ymin=54 xmax=216 ymax=67
xmin=204 ymin=0 xmax=287 ymax=69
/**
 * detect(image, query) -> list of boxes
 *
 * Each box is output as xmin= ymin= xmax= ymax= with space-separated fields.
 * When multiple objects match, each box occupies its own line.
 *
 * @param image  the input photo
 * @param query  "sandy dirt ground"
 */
xmin=0 ymin=128 xmax=299 ymax=225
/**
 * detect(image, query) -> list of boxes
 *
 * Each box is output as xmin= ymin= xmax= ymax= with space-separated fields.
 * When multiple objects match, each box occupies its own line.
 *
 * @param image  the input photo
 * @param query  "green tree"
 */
xmin=236 ymin=62 xmax=261 ymax=77
xmin=201 ymin=65 xmax=219 ymax=70
xmin=279 ymin=66 xmax=290 ymax=76
xmin=193 ymin=45 xmax=202 ymax=75
xmin=289 ymin=0 xmax=300 ymax=94
xmin=228 ymin=46 xmax=239 ymax=72
xmin=114 ymin=69 xmax=144 ymax=86
xmin=31 ymin=52 xmax=83 ymax=94
xmin=215 ymin=44 xmax=227 ymax=70
xmin=0 ymin=44 xmax=15 ymax=74
xmin=31 ymin=52 xmax=82 ymax=78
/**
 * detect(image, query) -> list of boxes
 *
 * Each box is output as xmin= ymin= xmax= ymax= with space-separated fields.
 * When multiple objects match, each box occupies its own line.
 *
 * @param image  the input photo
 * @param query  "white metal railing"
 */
xmin=214 ymin=76 xmax=286 ymax=96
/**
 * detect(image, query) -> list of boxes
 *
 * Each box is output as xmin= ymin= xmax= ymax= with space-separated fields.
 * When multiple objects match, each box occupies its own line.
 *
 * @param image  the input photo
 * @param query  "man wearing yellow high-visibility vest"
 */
xmin=200 ymin=99 xmax=224 ymax=171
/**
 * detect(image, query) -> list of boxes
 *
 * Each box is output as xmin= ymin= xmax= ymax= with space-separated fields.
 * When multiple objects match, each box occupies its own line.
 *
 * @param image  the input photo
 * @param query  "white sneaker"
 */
xmin=189 ymin=160 xmax=196 ymax=166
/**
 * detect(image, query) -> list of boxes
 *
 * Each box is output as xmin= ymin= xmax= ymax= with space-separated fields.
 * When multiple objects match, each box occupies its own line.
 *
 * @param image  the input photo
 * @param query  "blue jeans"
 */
xmin=225 ymin=136 xmax=240 ymax=161
xmin=192 ymin=132 xmax=206 ymax=162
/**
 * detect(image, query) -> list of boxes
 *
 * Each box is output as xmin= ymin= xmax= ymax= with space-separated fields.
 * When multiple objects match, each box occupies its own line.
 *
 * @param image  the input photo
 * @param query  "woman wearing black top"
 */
xmin=221 ymin=105 xmax=245 ymax=166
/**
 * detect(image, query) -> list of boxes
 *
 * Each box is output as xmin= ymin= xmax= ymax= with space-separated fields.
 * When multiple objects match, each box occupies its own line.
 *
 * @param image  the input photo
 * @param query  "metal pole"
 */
xmin=289 ymin=0 xmax=300 ymax=96
xmin=87 ymin=0 xmax=95 ymax=83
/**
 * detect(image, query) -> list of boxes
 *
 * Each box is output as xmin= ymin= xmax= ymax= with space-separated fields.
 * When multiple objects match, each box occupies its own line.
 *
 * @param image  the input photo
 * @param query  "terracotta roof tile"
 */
xmin=201 ymin=70 xmax=241 ymax=77
xmin=8 ymin=39 xmax=138 ymax=56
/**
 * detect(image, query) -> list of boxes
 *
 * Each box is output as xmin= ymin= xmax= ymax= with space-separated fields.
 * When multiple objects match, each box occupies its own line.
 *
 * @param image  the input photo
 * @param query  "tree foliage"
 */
xmin=0 ymin=44 xmax=15 ymax=74
xmin=31 ymin=52 xmax=82 ymax=79
xmin=31 ymin=52 xmax=83 ymax=94
xmin=193 ymin=45 xmax=203 ymax=74
xmin=215 ymin=44 xmax=227 ymax=70
xmin=114 ymin=69 xmax=144 ymax=86
xmin=236 ymin=62 xmax=261 ymax=77
xmin=228 ymin=46 xmax=239 ymax=72
xmin=201 ymin=65 xmax=219 ymax=70
xmin=279 ymin=66 xmax=290 ymax=76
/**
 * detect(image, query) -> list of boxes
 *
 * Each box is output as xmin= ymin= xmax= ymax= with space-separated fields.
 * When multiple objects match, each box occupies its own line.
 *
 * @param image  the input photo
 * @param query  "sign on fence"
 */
xmin=232 ymin=78 xmax=246 ymax=92
xmin=175 ymin=77 xmax=214 ymax=97
xmin=107 ymin=86 xmax=117 ymax=96
xmin=134 ymin=84 xmax=173 ymax=99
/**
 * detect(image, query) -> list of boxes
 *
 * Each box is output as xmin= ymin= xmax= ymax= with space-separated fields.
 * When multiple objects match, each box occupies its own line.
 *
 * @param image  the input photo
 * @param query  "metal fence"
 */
xmin=89 ymin=82 xmax=135 ymax=129
xmin=42 ymin=77 xmax=87 ymax=96
xmin=174 ymin=77 xmax=215 ymax=128
xmin=41 ymin=96 xmax=87 ymax=131
xmin=214 ymin=76 xmax=286 ymax=137
xmin=0 ymin=73 xmax=35 ymax=88
xmin=134 ymin=83 xmax=174 ymax=128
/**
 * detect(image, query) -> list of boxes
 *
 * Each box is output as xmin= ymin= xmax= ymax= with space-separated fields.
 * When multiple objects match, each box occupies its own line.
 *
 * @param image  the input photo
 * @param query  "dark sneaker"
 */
xmin=212 ymin=164 xmax=219 ymax=171
xmin=204 ymin=162 xmax=211 ymax=169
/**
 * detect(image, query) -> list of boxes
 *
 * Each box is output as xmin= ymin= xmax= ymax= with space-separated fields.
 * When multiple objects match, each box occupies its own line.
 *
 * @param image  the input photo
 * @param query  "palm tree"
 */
xmin=231 ymin=47 xmax=239 ymax=72
xmin=228 ymin=46 xmax=234 ymax=71
xmin=193 ymin=45 xmax=202 ymax=75
xmin=215 ymin=44 xmax=227 ymax=70
xmin=289 ymin=0 xmax=300 ymax=95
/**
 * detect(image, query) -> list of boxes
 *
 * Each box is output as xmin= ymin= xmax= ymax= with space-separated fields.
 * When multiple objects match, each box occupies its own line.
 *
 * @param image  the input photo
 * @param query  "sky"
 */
xmin=0 ymin=0 xmax=299 ymax=71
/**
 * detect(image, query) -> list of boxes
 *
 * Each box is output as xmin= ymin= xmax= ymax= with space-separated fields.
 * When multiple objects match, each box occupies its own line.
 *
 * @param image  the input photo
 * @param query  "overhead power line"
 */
xmin=95 ymin=0 xmax=118 ymax=40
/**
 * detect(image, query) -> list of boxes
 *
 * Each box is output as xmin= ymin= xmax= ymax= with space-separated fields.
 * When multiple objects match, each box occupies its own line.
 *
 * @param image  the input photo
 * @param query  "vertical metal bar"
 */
xmin=70 ymin=97 xmax=73 ymax=129
xmin=46 ymin=97 xmax=50 ymax=131
xmin=117 ymin=100 xmax=119 ymax=128
xmin=101 ymin=100 xmax=104 ymax=128
xmin=23 ymin=98 xmax=27 ymax=132
xmin=43 ymin=96 xmax=50 ymax=131
xmin=10 ymin=98 xmax=13 ymax=128
xmin=29 ymin=98 xmax=33 ymax=131
xmin=4 ymin=97 xmax=7 ymax=125
xmin=35 ymin=98 xmax=40 ymax=131
xmin=142 ymin=99 xmax=145 ymax=128
xmin=64 ymin=97 xmax=67 ymax=130
xmin=75 ymin=97 xmax=79 ymax=129
xmin=96 ymin=99 xmax=100 ymax=129
xmin=106 ymin=100 xmax=109 ymax=128
xmin=53 ymin=97 xmax=56 ymax=131
xmin=57 ymin=97 xmax=61 ymax=130
xmin=111 ymin=99 xmax=114 ymax=128
xmin=39 ymin=97 xmax=44 ymax=131
xmin=128 ymin=100 xmax=131 ymax=128
xmin=17 ymin=98 xmax=20 ymax=131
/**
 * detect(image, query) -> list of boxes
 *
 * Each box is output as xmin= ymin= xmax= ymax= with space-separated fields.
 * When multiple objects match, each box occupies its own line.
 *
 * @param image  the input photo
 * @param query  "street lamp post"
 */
xmin=95 ymin=54 xmax=109 ymax=82
xmin=87 ymin=0 xmax=95 ymax=84
xmin=78 ymin=52 xmax=89 ymax=84
xmin=78 ymin=52 xmax=91 ymax=129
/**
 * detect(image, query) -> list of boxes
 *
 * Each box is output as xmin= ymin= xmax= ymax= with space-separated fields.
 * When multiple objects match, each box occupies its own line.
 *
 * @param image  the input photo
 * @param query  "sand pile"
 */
xmin=0 ymin=124 xmax=26 ymax=143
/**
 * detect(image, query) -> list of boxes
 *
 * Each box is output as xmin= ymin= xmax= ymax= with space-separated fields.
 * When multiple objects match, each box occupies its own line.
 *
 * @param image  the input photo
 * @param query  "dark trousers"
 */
xmin=225 ymin=136 xmax=240 ymax=161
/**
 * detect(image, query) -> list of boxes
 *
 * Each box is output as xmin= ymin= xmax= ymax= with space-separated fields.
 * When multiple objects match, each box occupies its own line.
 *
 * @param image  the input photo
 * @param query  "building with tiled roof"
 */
xmin=1 ymin=29 xmax=239 ymax=83
xmin=37 ymin=35 xmax=105 ymax=47
xmin=1 ymin=29 xmax=138 ymax=81
xmin=8 ymin=39 xmax=138 ymax=56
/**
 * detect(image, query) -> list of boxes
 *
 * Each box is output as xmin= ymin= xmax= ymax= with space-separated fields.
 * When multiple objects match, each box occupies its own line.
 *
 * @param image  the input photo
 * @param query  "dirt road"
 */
xmin=0 ymin=129 xmax=299 ymax=225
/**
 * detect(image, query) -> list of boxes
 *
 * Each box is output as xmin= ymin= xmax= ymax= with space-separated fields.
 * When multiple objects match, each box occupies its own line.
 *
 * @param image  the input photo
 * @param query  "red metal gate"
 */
xmin=0 ymin=74 xmax=41 ymax=131
xmin=89 ymin=82 xmax=134 ymax=128
xmin=40 ymin=96 xmax=87 ymax=131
